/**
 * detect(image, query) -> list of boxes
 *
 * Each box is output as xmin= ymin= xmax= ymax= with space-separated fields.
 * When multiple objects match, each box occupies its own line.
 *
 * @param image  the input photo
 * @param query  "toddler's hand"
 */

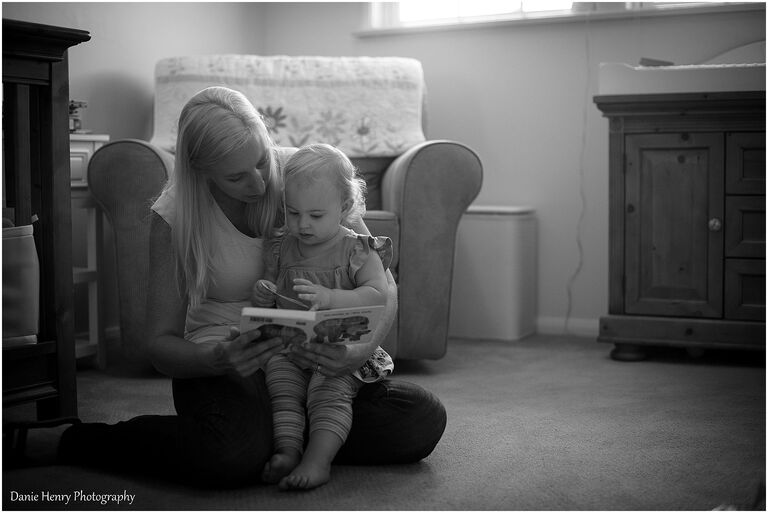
xmin=251 ymin=279 xmax=276 ymax=307
xmin=293 ymin=278 xmax=333 ymax=311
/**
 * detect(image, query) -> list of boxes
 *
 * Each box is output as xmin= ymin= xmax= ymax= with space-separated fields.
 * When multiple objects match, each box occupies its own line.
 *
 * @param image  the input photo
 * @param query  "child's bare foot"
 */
xmin=276 ymin=429 xmax=342 ymax=490
xmin=261 ymin=450 xmax=300 ymax=484
xmin=278 ymin=458 xmax=331 ymax=490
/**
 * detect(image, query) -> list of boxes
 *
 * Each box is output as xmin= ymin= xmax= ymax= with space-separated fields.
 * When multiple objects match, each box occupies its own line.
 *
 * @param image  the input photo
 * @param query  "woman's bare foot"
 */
xmin=278 ymin=458 xmax=331 ymax=490
xmin=261 ymin=450 xmax=301 ymax=484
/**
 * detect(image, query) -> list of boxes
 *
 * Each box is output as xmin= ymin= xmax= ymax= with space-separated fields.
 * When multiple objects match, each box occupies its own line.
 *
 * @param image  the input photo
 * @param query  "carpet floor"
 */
xmin=3 ymin=335 xmax=765 ymax=510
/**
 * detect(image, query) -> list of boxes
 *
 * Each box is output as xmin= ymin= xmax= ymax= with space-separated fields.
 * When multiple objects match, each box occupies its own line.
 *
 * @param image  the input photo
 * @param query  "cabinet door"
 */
xmin=624 ymin=133 xmax=724 ymax=318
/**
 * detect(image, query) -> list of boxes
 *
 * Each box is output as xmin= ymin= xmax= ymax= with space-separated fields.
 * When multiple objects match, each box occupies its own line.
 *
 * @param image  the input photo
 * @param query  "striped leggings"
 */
xmin=265 ymin=353 xmax=362 ymax=453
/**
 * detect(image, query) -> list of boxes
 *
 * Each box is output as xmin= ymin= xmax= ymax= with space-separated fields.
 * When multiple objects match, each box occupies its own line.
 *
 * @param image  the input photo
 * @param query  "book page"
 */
xmin=240 ymin=305 xmax=385 ymax=347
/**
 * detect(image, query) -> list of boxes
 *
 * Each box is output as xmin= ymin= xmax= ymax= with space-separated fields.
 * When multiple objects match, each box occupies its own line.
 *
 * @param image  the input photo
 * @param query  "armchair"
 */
xmin=88 ymin=55 xmax=482 ymax=364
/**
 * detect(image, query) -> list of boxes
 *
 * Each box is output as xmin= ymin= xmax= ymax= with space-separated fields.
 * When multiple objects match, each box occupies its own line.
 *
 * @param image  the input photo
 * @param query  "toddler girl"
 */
xmin=252 ymin=143 xmax=394 ymax=490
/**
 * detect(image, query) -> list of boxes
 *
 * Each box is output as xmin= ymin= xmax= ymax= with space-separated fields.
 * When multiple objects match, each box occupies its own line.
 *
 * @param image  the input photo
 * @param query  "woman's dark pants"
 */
xmin=58 ymin=373 xmax=447 ymax=487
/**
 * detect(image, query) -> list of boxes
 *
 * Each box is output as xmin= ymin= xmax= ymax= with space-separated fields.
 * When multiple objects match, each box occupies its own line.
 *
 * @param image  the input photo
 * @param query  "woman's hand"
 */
xmin=213 ymin=326 xmax=284 ymax=377
xmin=285 ymin=340 xmax=368 ymax=377
xmin=293 ymin=278 xmax=333 ymax=311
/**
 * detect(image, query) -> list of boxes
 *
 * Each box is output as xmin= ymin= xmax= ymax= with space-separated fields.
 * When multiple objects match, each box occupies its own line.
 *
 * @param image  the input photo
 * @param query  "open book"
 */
xmin=240 ymin=305 xmax=385 ymax=347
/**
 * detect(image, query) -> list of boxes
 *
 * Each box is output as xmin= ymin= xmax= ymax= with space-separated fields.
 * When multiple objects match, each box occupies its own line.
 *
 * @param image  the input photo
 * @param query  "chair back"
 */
xmin=151 ymin=55 xmax=427 ymax=211
xmin=88 ymin=140 xmax=171 ymax=365
xmin=151 ymin=55 xmax=426 ymax=159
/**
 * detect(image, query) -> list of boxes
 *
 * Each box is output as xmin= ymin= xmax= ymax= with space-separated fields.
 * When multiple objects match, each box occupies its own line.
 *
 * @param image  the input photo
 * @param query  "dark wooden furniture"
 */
xmin=594 ymin=92 xmax=765 ymax=360
xmin=3 ymin=19 xmax=90 ymax=418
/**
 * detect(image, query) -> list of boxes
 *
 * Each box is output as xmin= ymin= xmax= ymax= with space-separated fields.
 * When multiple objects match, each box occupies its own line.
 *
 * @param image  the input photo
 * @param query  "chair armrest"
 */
xmin=381 ymin=140 xmax=482 ymax=359
xmin=88 ymin=139 xmax=174 ymax=204
xmin=87 ymin=139 xmax=172 ymax=365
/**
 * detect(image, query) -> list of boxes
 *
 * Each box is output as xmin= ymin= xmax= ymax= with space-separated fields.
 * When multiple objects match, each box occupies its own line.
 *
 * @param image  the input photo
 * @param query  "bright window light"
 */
xmin=398 ymin=2 xmax=458 ymax=22
xmin=522 ymin=0 xmax=575 ymax=13
xmin=367 ymin=2 xmax=752 ymax=30
xmin=460 ymin=1 xmax=524 ymax=19
xmin=391 ymin=0 xmax=574 ymax=25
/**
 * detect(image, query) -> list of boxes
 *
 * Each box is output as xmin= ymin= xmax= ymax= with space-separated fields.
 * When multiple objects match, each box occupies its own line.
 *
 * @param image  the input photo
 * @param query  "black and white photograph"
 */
xmin=1 ymin=1 xmax=765 ymax=510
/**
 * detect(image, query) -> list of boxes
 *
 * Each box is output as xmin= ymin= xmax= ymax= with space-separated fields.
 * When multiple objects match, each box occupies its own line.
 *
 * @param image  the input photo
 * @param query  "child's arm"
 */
xmin=293 ymin=251 xmax=388 ymax=310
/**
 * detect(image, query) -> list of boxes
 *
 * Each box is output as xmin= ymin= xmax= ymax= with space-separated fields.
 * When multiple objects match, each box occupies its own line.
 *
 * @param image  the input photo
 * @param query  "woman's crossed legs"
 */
xmin=59 ymin=372 xmax=447 ymax=487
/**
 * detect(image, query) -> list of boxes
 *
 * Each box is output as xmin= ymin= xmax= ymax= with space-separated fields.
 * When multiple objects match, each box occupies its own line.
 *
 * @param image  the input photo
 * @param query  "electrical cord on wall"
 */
xmin=564 ymin=15 xmax=592 ymax=335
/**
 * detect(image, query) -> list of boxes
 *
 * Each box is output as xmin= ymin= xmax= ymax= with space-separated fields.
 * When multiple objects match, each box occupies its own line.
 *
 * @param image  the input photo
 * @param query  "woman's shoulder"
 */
xmin=150 ymin=185 xmax=175 ymax=227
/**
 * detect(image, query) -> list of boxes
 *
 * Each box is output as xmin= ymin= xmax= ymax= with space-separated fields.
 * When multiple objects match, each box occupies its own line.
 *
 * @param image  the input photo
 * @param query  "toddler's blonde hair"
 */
xmin=283 ymin=143 xmax=367 ymax=224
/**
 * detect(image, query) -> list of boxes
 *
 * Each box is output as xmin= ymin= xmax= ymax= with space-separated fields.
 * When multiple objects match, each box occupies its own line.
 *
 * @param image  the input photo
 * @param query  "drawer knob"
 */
xmin=708 ymin=218 xmax=722 ymax=232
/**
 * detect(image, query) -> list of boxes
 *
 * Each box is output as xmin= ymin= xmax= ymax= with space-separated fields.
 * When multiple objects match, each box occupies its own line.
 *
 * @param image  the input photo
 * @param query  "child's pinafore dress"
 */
xmin=270 ymin=226 xmax=395 ymax=383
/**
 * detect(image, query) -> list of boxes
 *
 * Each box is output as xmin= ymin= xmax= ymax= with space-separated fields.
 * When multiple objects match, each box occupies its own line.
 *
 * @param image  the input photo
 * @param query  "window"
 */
xmin=397 ymin=0 xmax=574 ymax=25
xmin=366 ymin=2 xmax=759 ymax=32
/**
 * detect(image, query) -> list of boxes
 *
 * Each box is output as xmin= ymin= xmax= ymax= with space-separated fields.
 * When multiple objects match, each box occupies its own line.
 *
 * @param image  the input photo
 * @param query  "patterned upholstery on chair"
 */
xmin=151 ymin=55 xmax=426 ymax=158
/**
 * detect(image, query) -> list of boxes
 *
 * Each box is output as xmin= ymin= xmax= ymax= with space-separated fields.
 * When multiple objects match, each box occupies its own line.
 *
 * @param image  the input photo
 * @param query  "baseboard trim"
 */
xmin=537 ymin=316 xmax=599 ymax=337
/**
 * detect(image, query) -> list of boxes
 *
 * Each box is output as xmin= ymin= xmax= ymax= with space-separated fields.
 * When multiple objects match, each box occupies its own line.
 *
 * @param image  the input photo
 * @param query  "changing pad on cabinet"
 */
xmin=598 ymin=40 xmax=765 ymax=95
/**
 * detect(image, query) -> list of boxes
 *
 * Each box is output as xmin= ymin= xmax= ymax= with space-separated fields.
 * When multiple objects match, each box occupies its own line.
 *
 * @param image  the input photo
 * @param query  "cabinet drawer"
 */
xmin=725 ymin=259 xmax=766 ymax=321
xmin=69 ymin=136 xmax=108 ymax=187
xmin=70 ymin=154 xmax=87 ymax=185
xmin=726 ymin=132 xmax=765 ymax=194
xmin=725 ymin=196 xmax=766 ymax=258
xmin=69 ymin=141 xmax=96 ymax=186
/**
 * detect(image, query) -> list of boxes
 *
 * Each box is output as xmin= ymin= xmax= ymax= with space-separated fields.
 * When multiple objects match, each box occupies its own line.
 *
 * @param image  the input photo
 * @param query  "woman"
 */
xmin=56 ymin=87 xmax=446 ymax=487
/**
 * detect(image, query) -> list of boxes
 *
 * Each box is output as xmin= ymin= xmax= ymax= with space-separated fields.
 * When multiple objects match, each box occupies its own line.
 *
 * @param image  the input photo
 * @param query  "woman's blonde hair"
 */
xmin=165 ymin=86 xmax=283 ymax=308
xmin=284 ymin=143 xmax=366 ymax=224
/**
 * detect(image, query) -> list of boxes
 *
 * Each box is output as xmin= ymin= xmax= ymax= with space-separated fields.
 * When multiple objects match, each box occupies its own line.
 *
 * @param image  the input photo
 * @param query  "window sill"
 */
xmin=355 ymin=3 xmax=764 ymax=38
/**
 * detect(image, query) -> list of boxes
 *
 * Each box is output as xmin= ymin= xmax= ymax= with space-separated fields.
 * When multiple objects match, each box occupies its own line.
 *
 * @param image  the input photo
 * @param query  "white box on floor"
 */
xmin=449 ymin=206 xmax=537 ymax=340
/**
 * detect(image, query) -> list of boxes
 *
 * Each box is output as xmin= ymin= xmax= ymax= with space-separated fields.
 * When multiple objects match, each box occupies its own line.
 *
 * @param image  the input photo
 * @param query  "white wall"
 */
xmin=2 ymin=2 xmax=267 ymax=139
xmin=3 ymin=2 xmax=764 ymax=338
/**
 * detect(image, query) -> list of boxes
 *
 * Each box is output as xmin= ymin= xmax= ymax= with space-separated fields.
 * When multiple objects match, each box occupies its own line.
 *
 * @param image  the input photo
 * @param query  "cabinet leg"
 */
xmin=610 ymin=343 xmax=647 ymax=362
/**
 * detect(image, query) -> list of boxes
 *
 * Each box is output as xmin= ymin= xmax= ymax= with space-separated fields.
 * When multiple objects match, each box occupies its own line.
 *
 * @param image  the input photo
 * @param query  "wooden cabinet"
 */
xmin=2 ymin=19 xmax=90 ymax=418
xmin=594 ymin=92 xmax=765 ymax=360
